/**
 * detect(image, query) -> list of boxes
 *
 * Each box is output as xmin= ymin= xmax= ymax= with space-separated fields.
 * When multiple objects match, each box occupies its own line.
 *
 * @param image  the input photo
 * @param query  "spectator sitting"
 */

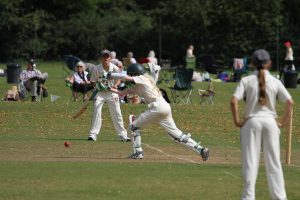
xmin=19 ymin=59 xmax=48 ymax=102
xmin=127 ymin=51 xmax=137 ymax=64
xmin=67 ymin=61 xmax=92 ymax=101
xmin=147 ymin=50 xmax=158 ymax=65
xmin=110 ymin=51 xmax=123 ymax=68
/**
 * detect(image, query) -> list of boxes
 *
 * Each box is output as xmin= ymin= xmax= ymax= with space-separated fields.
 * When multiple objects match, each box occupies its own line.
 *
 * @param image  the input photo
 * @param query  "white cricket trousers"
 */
xmin=89 ymin=91 xmax=127 ymax=138
xmin=133 ymin=97 xmax=200 ymax=151
xmin=240 ymin=117 xmax=287 ymax=200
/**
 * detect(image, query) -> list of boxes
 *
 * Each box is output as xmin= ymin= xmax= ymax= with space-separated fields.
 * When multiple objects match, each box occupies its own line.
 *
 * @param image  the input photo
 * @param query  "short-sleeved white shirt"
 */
xmin=233 ymin=70 xmax=292 ymax=119
xmin=132 ymin=75 xmax=162 ymax=103
xmin=90 ymin=63 xmax=119 ymax=88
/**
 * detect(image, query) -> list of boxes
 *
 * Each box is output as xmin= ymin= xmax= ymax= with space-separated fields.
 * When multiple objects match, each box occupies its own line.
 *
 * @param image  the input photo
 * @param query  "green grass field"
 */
xmin=0 ymin=62 xmax=299 ymax=200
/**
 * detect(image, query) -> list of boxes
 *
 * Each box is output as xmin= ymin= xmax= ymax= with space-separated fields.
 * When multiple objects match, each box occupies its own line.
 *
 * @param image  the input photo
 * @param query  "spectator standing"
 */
xmin=186 ymin=45 xmax=195 ymax=58
xmin=284 ymin=41 xmax=295 ymax=71
xmin=147 ymin=50 xmax=158 ymax=65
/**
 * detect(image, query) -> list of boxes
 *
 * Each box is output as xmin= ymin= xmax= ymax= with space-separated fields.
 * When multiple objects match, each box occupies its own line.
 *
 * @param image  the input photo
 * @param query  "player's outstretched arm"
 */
xmin=109 ymin=87 xmax=134 ymax=96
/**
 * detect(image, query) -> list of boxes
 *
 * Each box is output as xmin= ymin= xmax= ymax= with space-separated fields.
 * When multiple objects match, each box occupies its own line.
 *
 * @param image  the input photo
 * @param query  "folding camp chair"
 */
xmin=18 ymin=80 xmax=47 ymax=102
xmin=62 ymin=55 xmax=81 ymax=79
xmin=169 ymin=68 xmax=193 ymax=104
xmin=185 ymin=57 xmax=196 ymax=70
xmin=157 ymin=59 xmax=172 ymax=84
xmin=198 ymin=80 xmax=216 ymax=105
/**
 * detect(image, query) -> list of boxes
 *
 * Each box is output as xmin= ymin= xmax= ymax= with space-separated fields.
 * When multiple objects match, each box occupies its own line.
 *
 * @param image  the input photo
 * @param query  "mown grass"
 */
xmin=0 ymin=62 xmax=299 ymax=200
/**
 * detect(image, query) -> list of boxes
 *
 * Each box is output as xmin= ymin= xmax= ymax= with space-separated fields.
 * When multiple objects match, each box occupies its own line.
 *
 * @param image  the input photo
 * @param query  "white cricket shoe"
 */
xmin=200 ymin=147 xmax=210 ymax=161
xmin=120 ymin=136 xmax=131 ymax=142
xmin=88 ymin=134 xmax=97 ymax=141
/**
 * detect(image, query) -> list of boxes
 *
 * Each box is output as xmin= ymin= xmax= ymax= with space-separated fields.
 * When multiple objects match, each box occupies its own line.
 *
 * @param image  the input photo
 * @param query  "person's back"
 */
xmin=239 ymin=71 xmax=289 ymax=119
xmin=231 ymin=49 xmax=293 ymax=200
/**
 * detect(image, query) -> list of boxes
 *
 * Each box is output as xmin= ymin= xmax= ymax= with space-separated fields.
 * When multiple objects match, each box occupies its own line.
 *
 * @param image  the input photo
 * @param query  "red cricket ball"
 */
xmin=64 ymin=141 xmax=71 ymax=147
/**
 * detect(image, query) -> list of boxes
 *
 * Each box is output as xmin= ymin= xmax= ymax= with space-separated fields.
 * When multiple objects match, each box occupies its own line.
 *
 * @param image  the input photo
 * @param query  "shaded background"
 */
xmin=0 ymin=0 xmax=299 ymax=70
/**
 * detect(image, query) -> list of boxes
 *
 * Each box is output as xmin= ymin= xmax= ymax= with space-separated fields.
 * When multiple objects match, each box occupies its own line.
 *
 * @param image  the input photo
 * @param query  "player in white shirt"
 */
xmin=88 ymin=50 xmax=130 ymax=142
xmin=231 ymin=49 xmax=294 ymax=200
xmin=109 ymin=63 xmax=209 ymax=161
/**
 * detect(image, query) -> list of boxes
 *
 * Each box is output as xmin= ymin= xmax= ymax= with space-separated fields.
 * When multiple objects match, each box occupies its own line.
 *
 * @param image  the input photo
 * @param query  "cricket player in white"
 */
xmin=88 ymin=49 xmax=130 ymax=142
xmin=109 ymin=63 xmax=209 ymax=161
xmin=231 ymin=49 xmax=294 ymax=200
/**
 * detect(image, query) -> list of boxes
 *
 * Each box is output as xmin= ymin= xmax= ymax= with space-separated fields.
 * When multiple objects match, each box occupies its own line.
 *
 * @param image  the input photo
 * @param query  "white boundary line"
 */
xmin=288 ymin=164 xmax=300 ymax=168
xmin=222 ymin=170 xmax=239 ymax=178
xmin=142 ymin=143 xmax=199 ymax=164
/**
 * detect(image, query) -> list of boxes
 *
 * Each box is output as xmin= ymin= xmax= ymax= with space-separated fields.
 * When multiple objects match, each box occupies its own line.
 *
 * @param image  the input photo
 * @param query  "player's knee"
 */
xmin=172 ymin=132 xmax=191 ymax=143
xmin=132 ymin=129 xmax=141 ymax=137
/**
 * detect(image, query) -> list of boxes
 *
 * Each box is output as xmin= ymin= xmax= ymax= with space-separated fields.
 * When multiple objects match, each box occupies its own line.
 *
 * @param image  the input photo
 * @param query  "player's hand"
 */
xmin=235 ymin=119 xmax=245 ymax=128
xmin=276 ymin=121 xmax=283 ymax=128
xmin=107 ymin=72 xmax=112 ymax=79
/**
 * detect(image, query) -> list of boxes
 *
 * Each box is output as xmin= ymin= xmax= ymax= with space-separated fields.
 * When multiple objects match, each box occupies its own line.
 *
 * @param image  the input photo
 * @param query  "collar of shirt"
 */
xmin=252 ymin=70 xmax=272 ymax=81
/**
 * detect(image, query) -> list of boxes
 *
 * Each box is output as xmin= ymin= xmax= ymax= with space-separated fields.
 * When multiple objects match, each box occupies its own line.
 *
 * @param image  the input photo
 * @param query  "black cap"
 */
xmin=127 ymin=63 xmax=146 ymax=76
xmin=98 ymin=49 xmax=111 ymax=57
xmin=28 ymin=58 xmax=35 ymax=65
xmin=251 ymin=49 xmax=270 ymax=66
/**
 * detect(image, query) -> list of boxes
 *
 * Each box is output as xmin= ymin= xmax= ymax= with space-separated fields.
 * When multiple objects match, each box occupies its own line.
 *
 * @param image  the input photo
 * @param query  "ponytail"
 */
xmin=257 ymin=67 xmax=267 ymax=105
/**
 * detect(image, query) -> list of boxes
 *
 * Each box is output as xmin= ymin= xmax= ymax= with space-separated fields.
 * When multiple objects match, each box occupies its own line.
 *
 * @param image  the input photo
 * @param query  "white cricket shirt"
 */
xmin=233 ymin=70 xmax=292 ymax=119
xmin=90 ymin=63 xmax=119 ymax=88
xmin=132 ymin=75 xmax=162 ymax=103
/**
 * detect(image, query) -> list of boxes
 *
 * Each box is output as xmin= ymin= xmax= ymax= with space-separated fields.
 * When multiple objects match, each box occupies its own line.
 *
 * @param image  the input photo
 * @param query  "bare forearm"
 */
xmin=109 ymin=87 xmax=127 ymax=96
xmin=114 ymin=79 xmax=121 ymax=88
xmin=281 ymin=99 xmax=294 ymax=126
xmin=230 ymin=96 xmax=242 ymax=127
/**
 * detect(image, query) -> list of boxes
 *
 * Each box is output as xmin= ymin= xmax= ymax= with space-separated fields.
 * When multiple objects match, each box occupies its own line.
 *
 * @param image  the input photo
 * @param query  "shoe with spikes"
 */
xmin=128 ymin=151 xmax=144 ymax=159
xmin=120 ymin=136 xmax=131 ymax=142
xmin=200 ymin=147 xmax=209 ymax=161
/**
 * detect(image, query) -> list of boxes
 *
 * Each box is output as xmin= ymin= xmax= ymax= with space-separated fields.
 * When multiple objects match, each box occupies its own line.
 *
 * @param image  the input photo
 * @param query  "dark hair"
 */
xmin=257 ymin=65 xmax=267 ymax=105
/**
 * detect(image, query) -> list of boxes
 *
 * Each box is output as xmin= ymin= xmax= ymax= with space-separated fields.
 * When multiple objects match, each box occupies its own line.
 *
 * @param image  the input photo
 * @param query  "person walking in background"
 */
xmin=88 ymin=49 xmax=130 ymax=142
xmin=284 ymin=41 xmax=295 ymax=71
xmin=109 ymin=63 xmax=209 ymax=160
xmin=230 ymin=49 xmax=293 ymax=200
xmin=147 ymin=50 xmax=158 ymax=65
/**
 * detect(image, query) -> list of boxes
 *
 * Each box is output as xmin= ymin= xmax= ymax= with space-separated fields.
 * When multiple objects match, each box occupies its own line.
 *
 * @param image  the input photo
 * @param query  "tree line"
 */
xmin=0 ymin=0 xmax=299 ymax=68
